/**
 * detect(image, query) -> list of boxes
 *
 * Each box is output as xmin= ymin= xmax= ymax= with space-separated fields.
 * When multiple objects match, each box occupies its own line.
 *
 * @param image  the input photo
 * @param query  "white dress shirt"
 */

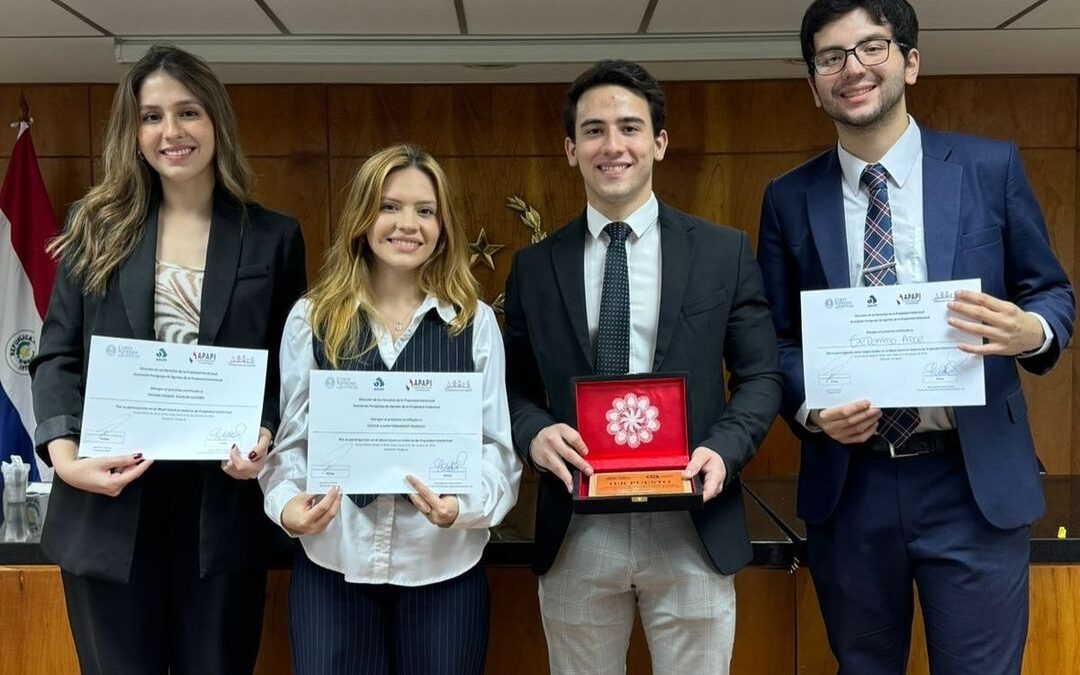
xmin=260 ymin=296 xmax=522 ymax=585
xmin=584 ymin=194 xmax=662 ymax=373
xmin=798 ymin=117 xmax=1051 ymax=431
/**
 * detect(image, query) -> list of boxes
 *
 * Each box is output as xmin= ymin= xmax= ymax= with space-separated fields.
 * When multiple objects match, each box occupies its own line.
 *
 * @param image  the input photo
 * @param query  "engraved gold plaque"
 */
xmin=588 ymin=470 xmax=691 ymax=498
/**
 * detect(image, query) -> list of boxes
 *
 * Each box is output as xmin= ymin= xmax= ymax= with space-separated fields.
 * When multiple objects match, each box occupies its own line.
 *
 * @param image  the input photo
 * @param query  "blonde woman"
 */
xmin=30 ymin=46 xmax=306 ymax=674
xmin=260 ymin=144 xmax=521 ymax=675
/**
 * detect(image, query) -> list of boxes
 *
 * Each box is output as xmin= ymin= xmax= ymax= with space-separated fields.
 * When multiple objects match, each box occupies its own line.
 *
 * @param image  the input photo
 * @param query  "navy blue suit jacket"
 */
xmin=757 ymin=128 xmax=1074 ymax=529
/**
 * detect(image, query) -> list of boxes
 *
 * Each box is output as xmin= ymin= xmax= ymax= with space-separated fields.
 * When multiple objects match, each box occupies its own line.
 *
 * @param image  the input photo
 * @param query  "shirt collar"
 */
xmin=837 ymin=116 xmax=922 ymax=192
xmin=418 ymin=294 xmax=458 ymax=324
xmin=586 ymin=193 xmax=659 ymax=241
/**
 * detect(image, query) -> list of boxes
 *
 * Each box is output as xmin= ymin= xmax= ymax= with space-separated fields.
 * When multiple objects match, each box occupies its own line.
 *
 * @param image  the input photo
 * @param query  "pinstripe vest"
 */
xmin=312 ymin=308 xmax=475 ymax=506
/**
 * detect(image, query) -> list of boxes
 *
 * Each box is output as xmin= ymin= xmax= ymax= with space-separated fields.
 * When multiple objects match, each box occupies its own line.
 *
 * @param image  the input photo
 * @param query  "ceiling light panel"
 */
xmin=648 ymin=0 xmax=803 ymax=33
xmin=60 ymin=0 xmax=280 ymax=35
xmin=465 ymin=0 xmax=650 ymax=35
xmin=907 ymin=0 xmax=1034 ymax=29
xmin=1009 ymin=0 xmax=1080 ymax=29
xmin=264 ymin=0 xmax=460 ymax=35
xmin=0 ymin=0 xmax=102 ymax=36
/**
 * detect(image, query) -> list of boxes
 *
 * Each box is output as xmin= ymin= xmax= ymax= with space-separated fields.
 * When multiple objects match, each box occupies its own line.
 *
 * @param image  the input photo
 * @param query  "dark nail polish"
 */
xmin=133 ymin=453 xmax=143 ymax=461
xmin=248 ymin=451 xmax=258 ymax=461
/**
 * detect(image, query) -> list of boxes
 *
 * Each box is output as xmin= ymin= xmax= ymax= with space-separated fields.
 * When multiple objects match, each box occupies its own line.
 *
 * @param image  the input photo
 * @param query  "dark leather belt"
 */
xmin=862 ymin=430 xmax=960 ymax=459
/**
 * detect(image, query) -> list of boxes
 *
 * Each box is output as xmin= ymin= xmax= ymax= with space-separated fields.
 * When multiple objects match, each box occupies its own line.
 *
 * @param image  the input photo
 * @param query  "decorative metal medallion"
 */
xmin=605 ymin=393 xmax=660 ymax=448
xmin=490 ymin=292 xmax=505 ymax=315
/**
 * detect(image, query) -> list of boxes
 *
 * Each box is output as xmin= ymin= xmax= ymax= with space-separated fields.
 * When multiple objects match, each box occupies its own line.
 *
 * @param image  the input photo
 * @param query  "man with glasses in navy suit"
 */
xmin=757 ymin=1 xmax=1075 ymax=673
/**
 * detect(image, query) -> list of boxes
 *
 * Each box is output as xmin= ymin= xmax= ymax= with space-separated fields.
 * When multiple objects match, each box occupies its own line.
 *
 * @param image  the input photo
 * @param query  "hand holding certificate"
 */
xmin=80 ymin=337 xmax=268 ymax=459
xmin=801 ymin=279 xmax=986 ymax=409
xmin=307 ymin=371 xmax=482 ymax=495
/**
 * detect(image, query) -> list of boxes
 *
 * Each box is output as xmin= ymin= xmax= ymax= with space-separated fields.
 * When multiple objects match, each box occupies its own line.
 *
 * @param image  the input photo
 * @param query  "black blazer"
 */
xmin=504 ymin=202 xmax=782 ymax=575
xmin=30 ymin=191 xmax=307 ymax=583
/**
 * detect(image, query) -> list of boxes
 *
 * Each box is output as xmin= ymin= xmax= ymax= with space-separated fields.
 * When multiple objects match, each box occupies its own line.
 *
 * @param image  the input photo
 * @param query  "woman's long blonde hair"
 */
xmin=307 ymin=144 xmax=479 ymax=368
xmin=48 ymin=45 xmax=253 ymax=295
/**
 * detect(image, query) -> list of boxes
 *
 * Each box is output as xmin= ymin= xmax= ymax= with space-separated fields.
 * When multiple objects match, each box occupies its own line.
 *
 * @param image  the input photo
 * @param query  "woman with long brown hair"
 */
xmin=260 ymin=144 xmax=520 ymax=674
xmin=31 ymin=46 xmax=306 ymax=674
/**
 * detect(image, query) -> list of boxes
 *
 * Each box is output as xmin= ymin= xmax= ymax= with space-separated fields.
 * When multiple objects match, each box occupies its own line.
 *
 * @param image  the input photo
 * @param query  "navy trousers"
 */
xmin=807 ymin=447 xmax=1030 ymax=675
xmin=289 ymin=549 xmax=490 ymax=675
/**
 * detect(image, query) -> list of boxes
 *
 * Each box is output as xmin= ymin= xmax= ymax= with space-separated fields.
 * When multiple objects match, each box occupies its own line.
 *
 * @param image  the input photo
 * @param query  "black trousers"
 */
xmin=289 ymin=549 xmax=490 ymax=675
xmin=60 ymin=463 xmax=267 ymax=675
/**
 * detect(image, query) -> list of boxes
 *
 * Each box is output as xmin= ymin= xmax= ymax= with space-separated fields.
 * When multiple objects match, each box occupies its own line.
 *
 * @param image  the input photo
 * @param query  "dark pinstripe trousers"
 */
xmin=288 ymin=549 xmax=490 ymax=675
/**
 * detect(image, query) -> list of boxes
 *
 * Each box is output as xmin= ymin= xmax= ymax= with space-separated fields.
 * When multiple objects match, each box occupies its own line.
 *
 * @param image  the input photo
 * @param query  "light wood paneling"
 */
xmin=2 ymin=565 xmax=794 ymax=675
xmin=0 ymin=566 xmax=79 ymax=675
xmin=908 ymin=77 xmax=1078 ymax=148
xmin=0 ymin=86 xmax=89 ymax=157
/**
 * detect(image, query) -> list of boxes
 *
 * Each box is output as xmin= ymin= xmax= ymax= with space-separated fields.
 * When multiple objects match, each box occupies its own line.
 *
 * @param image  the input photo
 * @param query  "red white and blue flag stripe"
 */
xmin=1 ymin=122 xmax=58 ymax=481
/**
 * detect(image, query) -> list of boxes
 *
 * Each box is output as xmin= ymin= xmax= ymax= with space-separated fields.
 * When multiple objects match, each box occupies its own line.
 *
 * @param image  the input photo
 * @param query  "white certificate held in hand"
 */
xmin=80 ymin=336 xmax=267 ymax=459
xmin=307 ymin=371 xmax=481 ymax=495
xmin=801 ymin=279 xmax=985 ymax=409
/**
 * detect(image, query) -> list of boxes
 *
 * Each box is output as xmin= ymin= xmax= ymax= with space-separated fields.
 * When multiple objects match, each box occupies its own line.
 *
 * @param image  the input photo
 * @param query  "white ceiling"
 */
xmin=0 ymin=0 xmax=1077 ymax=83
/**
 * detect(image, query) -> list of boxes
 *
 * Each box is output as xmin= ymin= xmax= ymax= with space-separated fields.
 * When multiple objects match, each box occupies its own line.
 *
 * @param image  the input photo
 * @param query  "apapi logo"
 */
xmin=5 ymin=330 xmax=36 ymax=375
xmin=866 ymin=294 xmax=878 ymax=307
xmin=896 ymin=291 xmax=922 ymax=306
xmin=189 ymin=350 xmax=216 ymax=365
xmin=407 ymin=378 xmax=432 ymax=392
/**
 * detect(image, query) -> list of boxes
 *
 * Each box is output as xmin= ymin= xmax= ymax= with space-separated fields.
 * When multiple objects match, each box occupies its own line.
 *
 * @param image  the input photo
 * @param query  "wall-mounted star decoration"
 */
xmin=491 ymin=292 xmax=505 ymax=315
xmin=469 ymin=228 xmax=505 ymax=270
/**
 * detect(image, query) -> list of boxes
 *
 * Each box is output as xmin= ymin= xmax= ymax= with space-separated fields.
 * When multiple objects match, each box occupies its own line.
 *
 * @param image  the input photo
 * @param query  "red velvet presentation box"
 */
xmin=572 ymin=373 xmax=702 ymax=514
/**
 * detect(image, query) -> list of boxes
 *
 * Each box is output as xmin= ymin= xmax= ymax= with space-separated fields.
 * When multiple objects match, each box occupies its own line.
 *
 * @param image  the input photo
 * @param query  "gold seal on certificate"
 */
xmin=588 ymin=470 xmax=692 ymax=497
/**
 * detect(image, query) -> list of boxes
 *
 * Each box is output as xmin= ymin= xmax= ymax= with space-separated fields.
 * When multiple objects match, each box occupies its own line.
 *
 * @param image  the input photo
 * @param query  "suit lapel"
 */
xmin=652 ymin=204 xmax=691 ymax=371
xmin=118 ymin=199 xmax=159 ymax=340
xmin=921 ymin=131 xmax=962 ymax=282
xmin=199 ymin=194 xmax=243 ymax=345
xmin=550 ymin=214 xmax=593 ymax=367
xmin=807 ymin=149 xmax=851 ymax=290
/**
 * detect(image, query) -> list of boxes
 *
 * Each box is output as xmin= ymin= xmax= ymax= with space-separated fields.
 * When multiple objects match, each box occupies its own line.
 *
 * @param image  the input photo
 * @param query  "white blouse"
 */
xmin=259 ymin=296 xmax=522 ymax=585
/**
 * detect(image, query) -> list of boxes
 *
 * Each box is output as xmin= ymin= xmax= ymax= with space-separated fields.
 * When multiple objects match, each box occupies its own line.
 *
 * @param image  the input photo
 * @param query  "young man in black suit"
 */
xmin=503 ymin=59 xmax=782 ymax=674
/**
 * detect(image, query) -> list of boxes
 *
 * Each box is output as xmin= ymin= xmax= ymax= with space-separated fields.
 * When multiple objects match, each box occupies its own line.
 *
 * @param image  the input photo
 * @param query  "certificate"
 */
xmin=801 ymin=279 xmax=985 ymax=409
xmin=80 ymin=336 xmax=267 ymax=459
xmin=307 ymin=371 xmax=482 ymax=494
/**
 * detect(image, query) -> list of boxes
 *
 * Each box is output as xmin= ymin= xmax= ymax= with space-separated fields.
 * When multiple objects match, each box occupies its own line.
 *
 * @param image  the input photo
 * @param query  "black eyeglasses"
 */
xmin=811 ymin=38 xmax=908 ymax=75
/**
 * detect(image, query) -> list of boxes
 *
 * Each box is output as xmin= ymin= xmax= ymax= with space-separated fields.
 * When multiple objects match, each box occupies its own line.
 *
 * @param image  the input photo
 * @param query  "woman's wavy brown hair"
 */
xmin=48 ymin=45 xmax=253 ymax=294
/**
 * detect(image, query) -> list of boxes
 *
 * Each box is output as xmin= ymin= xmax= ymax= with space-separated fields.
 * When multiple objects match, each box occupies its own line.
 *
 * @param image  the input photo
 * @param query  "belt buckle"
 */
xmin=888 ymin=441 xmax=924 ymax=459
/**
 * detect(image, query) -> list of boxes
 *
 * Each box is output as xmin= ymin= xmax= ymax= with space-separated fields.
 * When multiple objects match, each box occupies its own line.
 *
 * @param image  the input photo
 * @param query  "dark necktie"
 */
xmin=861 ymin=163 xmax=920 ymax=449
xmin=595 ymin=221 xmax=631 ymax=376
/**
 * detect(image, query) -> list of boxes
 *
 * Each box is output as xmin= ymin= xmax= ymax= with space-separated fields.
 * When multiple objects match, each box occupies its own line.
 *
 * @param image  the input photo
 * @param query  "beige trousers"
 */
xmin=538 ymin=510 xmax=736 ymax=675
